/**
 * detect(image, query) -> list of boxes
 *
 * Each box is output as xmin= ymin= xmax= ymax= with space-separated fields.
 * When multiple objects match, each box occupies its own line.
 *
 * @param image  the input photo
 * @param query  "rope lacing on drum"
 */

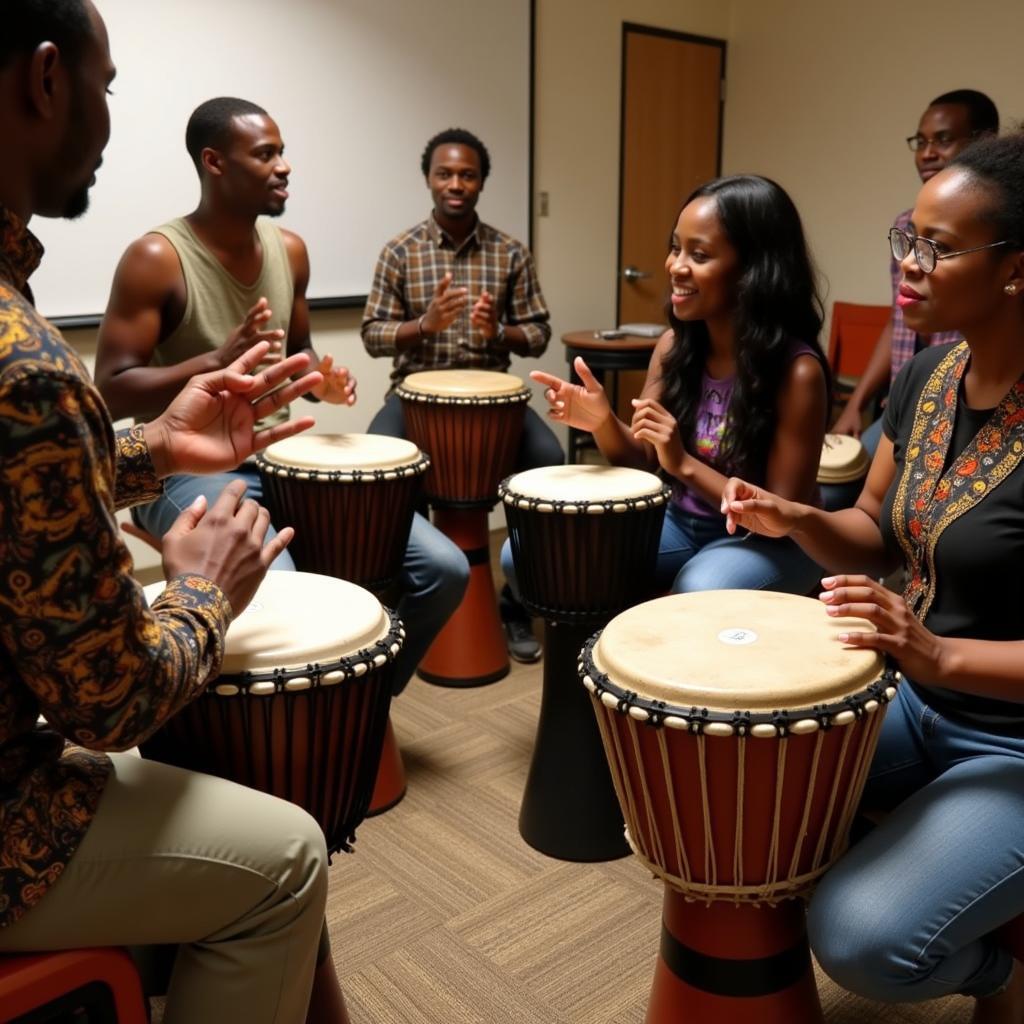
xmin=730 ymin=710 xmax=753 ymax=737
xmin=770 ymin=710 xmax=792 ymax=736
xmin=684 ymin=707 xmax=710 ymax=734
xmin=810 ymin=705 xmax=835 ymax=730
xmin=842 ymin=694 xmax=867 ymax=720
xmin=646 ymin=701 xmax=668 ymax=728
xmin=497 ymin=484 xmax=670 ymax=513
xmin=617 ymin=690 xmax=638 ymax=715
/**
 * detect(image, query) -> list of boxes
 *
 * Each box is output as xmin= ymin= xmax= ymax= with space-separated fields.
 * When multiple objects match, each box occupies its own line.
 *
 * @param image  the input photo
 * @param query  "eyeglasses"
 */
xmin=905 ymin=132 xmax=970 ymax=152
xmin=889 ymin=227 xmax=1011 ymax=274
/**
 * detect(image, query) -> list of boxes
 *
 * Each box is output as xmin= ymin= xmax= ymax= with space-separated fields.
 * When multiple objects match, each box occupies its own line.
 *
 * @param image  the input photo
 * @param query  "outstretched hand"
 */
xmin=146 ymin=341 xmax=323 ymax=478
xmin=720 ymin=477 xmax=801 ymax=537
xmin=310 ymin=352 xmax=358 ymax=405
xmin=216 ymin=297 xmax=285 ymax=368
xmin=819 ymin=574 xmax=948 ymax=684
xmin=530 ymin=356 xmax=612 ymax=432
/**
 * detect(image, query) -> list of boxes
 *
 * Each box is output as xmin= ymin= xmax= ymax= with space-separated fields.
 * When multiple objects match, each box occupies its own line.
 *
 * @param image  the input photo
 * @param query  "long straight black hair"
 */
xmin=658 ymin=175 xmax=829 ymax=480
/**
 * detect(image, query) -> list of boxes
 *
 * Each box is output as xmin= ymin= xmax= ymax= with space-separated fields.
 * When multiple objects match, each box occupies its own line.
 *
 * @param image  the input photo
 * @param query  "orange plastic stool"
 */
xmin=0 ymin=947 xmax=148 ymax=1023
xmin=367 ymin=717 xmax=407 ymax=815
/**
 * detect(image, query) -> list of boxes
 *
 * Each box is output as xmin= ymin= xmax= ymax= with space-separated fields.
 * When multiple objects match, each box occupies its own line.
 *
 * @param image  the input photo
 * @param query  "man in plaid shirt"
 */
xmin=830 ymin=90 xmax=998 ymax=453
xmin=361 ymin=128 xmax=562 ymax=663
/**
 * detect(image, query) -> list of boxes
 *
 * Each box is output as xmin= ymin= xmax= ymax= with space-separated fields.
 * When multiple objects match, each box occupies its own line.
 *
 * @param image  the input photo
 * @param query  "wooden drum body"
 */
xmin=581 ymin=591 xmax=898 ymax=1023
xmin=141 ymin=572 xmax=403 ymax=855
xmin=501 ymin=465 xmax=670 ymax=861
xmin=257 ymin=433 xmax=429 ymax=594
xmin=397 ymin=370 xmax=530 ymax=687
xmin=818 ymin=432 xmax=870 ymax=511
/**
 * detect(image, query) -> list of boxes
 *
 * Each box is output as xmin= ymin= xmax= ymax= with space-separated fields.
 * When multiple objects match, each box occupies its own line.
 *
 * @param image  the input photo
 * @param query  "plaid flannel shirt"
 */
xmin=361 ymin=215 xmax=550 ymax=387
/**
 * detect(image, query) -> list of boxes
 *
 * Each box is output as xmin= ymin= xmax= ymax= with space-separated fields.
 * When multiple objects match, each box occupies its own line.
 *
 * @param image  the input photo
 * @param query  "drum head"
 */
xmin=144 ymin=571 xmax=390 ymax=673
xmin=260 ymin=433 xmax=423 ymax=472
xmin=399 ymin=369 xmax=526 ymax=398
xmin=817 ymin=433 xmax=870 ymax=483
xmin=592 ymin=590 xmax=882 ymax=713
xmin=503 ymin=464 xmax=666 ymax=509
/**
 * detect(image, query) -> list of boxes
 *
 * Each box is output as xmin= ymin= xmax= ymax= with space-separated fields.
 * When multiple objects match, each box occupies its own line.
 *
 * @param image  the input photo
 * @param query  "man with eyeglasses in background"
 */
xmin=828 ymin=90 xmax=999 ymax=466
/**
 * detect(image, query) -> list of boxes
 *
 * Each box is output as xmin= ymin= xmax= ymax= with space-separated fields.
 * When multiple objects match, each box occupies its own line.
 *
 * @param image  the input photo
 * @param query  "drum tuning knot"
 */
xmin=730 ymin=710 xmax=752 ymax=736
xmin=770 ymin=710 xmax=791 ymax=736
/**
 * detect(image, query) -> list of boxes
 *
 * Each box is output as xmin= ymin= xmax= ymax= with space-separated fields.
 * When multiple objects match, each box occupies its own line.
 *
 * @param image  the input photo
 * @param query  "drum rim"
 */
xmin=395 ymin=384 xmax=531 ymax=405
xmin=208 ymin=609 xmax=405 ymax=697
xmin=579 ymin=634 xmax=899 ymax=737
xmin=498 ymin=474 xmax=671 ymax=513
xmin=256 ymin=449 xmax=431 ymax=481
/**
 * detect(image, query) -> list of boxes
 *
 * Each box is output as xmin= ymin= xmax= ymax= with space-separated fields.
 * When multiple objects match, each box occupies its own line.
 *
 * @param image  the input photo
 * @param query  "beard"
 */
xmin=61 ymin=183 xmax=92 ymax=220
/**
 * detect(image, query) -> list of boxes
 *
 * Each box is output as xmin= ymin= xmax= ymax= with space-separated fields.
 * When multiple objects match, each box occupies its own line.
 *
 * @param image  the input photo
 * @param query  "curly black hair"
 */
xmin=421 ymin=128 xmax=490 ymax=181
xmin=948 ymin=130 xmax=1024 ymax=249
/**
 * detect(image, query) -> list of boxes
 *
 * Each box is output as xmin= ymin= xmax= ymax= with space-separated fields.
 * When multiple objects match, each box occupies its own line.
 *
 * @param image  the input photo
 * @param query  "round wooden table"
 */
xmin=560 ymin=330 xmax=660 ymax=462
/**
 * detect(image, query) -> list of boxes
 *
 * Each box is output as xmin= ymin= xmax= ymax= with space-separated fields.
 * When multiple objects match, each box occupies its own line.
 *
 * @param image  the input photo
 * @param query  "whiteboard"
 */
xmin=32 ymin=0 xmax=532 ymax=321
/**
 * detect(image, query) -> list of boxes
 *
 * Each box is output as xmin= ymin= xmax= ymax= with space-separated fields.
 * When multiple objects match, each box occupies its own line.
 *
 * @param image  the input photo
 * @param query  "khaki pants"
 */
xmin=0 ymin=753 xmax=328 ymax=1024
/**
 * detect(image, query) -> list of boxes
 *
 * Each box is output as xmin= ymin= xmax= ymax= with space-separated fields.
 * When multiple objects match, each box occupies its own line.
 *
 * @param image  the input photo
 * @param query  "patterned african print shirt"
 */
xmin=0 ymin=205 xmax=232 ymax=929
xmin=361 ymin=214 xmax=551 ymax=387
xmin=889 ymin=208 xmax=962 ymax=380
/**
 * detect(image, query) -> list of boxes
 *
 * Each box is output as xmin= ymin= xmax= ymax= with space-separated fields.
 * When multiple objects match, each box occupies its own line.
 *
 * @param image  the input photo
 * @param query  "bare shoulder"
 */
xmin=279 ymin=227 xmax=309 ymax=262
xmin=108 ymin=232 xmax=182 ymax=302
xmin=784 ymin=349 xmax=827 ymax=391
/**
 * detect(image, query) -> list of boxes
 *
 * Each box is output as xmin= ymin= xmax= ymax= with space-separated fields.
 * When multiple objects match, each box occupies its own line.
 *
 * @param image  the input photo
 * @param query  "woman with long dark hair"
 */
xmin=526 ymin=174 xmax=829 ymax=594
xmin=723 ymin=133 xmax=1024 ymax=1021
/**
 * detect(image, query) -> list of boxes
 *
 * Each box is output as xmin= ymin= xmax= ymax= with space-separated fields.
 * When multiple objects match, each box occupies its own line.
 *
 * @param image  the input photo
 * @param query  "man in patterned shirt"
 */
xmin=362 ymin=129 xmax=563 ymax=662
xmin=831 ymin=90 xmax=999 ymax=452
xmin=0 ymin=3 xmax=347 ymax=1020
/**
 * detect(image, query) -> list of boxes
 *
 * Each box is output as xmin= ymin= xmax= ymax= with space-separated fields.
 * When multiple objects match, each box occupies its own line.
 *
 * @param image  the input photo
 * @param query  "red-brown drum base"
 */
xmin=417 ymin=507 xmax=509 ymax=687
xmin=367 ymin=718 xmax=407 ymax=815
xmin=646 ymin=888 xmax=823 ymax=1024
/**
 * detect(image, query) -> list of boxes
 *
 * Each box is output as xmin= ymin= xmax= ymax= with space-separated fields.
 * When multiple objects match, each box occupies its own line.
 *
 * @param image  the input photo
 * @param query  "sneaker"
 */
xmin=504 ymin=616 xmax=542 ymax=663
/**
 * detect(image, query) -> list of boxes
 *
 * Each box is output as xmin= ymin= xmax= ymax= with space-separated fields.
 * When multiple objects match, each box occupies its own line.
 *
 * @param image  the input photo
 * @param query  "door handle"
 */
xmin=622 ymin=265 xmax=652 ymax=282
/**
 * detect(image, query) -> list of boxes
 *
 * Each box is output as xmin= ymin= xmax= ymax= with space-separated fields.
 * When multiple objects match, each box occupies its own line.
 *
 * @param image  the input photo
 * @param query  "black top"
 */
xmin=882 ymin=343 xmax=1024 ymax=729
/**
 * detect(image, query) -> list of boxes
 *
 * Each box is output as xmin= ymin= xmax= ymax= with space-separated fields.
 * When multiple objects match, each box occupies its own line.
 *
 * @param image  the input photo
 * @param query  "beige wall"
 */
xmin=722 ymin=0 xmax=1024 ymax=335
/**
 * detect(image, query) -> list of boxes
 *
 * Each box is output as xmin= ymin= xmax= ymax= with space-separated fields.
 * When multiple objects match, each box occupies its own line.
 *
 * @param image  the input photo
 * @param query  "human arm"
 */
xmin=819 ymin=575 xmax=1024 ymax=702
xmin=0 ymin=371 xmax=284 ymax=751
xmin=720 ymin=431 xmax=900 ymax=577
xmin=633 ymin=350 xmax=828 ymax=509
xmin=469 ymin=248 xmax=550 ymax=358
xmin=280 ymin=231 xmax=356 ymax=406
xmin=95 ymin=235 xmax=285 ymax=421
xmin=832 ymin=319 xmax=894 ymax=436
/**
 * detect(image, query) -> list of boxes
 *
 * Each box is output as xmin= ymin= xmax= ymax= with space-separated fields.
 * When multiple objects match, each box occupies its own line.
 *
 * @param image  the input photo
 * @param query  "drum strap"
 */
xmin=658 ymin=923 xmax=812 ymax=997
xmin=891 ymin=342 xmax=1024 ymax=621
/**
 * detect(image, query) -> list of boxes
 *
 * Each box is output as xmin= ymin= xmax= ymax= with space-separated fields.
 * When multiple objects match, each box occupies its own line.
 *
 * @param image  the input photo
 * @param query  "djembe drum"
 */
xmin=581 ymin=590 xmax=897 ymax=1022
xmin=818 ymin=433 xmax=870 ymax=511
xmin=256 ymin=433 xmax=429 ymax=593
xmin=257 ymin=433 xmax=429 ymax=815
xmin=141 ymin=572 xmax=403 ymax=855
xmin=396 ymin=369 xmax=530 ymax=686
xmin=500 ymin=464 xmax=669 ymax=860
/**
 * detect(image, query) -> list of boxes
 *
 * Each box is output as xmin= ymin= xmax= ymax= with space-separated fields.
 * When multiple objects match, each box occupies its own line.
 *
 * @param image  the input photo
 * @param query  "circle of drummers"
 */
xmin=2 ymin=8 xmax=1024 ymax=1022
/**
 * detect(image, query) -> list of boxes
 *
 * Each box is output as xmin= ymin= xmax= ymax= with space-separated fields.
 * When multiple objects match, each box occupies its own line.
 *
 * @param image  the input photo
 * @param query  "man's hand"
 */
xmin=310 ymin=352 xmax=357 ymax=405
xmin=832 ymin=401 xmax=864 ymax=437
xmin=470 ymin=290 xmax=500 ymax=341
xmin=161 ymin=480 xmax=291 ymax=616
xmin=419 ymin=272 xmax=468 ymax=335
xmin=144 ymin=342 xmax=323 ymax=478
xmin=216 ymin=297 xmax=285 ymax=369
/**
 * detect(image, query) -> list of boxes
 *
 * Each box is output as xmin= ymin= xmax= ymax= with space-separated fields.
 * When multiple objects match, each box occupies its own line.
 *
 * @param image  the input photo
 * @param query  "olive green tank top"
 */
xmin=150 ymin=217 xmax=295 ymax=428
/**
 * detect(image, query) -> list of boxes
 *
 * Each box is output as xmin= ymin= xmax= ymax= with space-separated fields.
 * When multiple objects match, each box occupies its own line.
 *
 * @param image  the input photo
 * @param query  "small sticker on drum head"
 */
xmin=717 ymin=628 xmax=758 ymax=646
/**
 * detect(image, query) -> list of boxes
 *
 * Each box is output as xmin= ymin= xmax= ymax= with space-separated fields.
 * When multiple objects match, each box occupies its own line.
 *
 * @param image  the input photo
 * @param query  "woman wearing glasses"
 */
xmin=724 ymin=132 xmax=1024 ymax=1022
xmin=524 ymin=174 xmax=829 ymax=596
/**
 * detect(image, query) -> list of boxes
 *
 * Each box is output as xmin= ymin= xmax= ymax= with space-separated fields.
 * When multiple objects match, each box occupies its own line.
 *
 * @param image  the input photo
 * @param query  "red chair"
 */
xmin=0 ymin=947 xmax=148 ymax=1023
xmin=827 ymin=301 xmax=890 ymax=407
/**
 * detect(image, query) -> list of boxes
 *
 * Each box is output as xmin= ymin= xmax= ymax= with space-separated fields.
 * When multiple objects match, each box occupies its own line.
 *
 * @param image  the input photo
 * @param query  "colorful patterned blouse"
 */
xmin=0 ymin=206 xmax=232 ymax=929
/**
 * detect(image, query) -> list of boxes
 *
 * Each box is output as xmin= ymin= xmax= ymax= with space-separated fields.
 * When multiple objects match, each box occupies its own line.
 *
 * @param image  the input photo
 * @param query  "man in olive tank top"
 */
xmin=95 ymin=97 xmax=468 ymax=695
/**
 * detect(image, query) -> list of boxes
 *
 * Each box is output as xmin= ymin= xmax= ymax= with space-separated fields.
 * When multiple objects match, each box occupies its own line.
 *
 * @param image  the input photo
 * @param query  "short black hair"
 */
xmin=185 ymin=97 xmax=269 ymax=172
xmin=949 ymin=131 xmax=1024 ymax=249
xmin=421 ymin=129 xmax=491 ymax=181
xmin=929 ymin=89 xmax=1000 ymax=136
xmin=1 ymin=0 xmax=92 ymax=71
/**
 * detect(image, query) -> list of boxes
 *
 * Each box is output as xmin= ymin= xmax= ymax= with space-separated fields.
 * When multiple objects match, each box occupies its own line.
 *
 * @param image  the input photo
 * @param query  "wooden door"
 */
xmin=617 ymin=26 xmax=725 ymax=328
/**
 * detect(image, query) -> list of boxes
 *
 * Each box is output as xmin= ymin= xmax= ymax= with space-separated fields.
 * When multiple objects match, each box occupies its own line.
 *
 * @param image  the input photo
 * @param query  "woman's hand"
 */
xmin=819 ymin=575 xmax=950 ymax=684
xmin=145 ymin=342 xmax=322 ymax=478
xmin=630 ymin=398 xmax=686 ymax=477
xmin=720 ymin=477 xmax=803 ymax=537
xmin=530 ymin=357 xmax=612 ymax=432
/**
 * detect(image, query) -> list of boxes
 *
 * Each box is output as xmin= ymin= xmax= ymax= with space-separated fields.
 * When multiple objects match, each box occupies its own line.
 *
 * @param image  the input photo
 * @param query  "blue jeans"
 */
xmin=820 ymin=416 xmax=883 ymax=512
xmin=808 ymin=681 xmax=1024 ymax=1002
xmin=133 ymin=466 xmax=468 ymax=695
xmin=500 ymin=500 xmax=821 ymax=601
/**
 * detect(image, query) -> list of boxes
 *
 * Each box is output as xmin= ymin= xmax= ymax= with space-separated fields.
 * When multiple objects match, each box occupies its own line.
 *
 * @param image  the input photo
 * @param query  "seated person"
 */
xmin=96 ymin=97 xmax=466 ymax=696
xmin=361 ymin=128 xmax=562 ymax=663
xmin=724 ymin=130 xmax=1024 ymax=1023
xmin=522 ymin=175 xmax=828 ymax=597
